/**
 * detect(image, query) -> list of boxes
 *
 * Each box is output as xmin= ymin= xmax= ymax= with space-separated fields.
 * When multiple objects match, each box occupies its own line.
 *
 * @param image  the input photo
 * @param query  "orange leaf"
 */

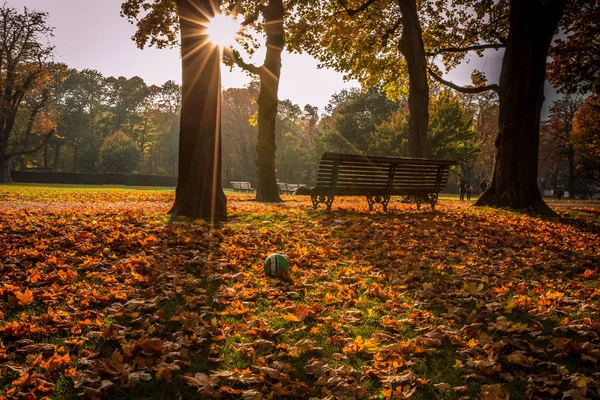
xmin=14 ymin=289 xmax=34 ymax=306
xmin=40 ymin=353 xmax=71 ymax=372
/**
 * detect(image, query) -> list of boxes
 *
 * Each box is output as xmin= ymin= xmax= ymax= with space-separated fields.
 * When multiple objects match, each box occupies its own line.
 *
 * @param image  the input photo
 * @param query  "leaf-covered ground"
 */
xmin=1 ymin=186 xmax=599 ymax=400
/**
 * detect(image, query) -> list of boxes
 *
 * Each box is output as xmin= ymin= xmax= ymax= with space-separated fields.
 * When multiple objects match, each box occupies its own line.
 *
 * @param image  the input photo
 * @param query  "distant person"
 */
xmin=466 ymin=181 xmax=473 ymax=201
xmin=459 ymin=178 xmax=466 ymax=201
xmin=480 ymin=178 xmax=487 ymax=194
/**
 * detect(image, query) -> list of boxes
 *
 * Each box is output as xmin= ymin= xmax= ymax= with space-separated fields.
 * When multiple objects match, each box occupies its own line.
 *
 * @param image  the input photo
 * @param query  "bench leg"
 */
xmin=415 ymin=195 xmax=428 ymax=210
xmin=428 ymin=193 xmax=439 ymax=210
xmin=366 ymin=195 xmax=391 ymax=212
xmin=311 ymin=195 xmax=319 ymax=209
xmin=325 ymin=195 xmax=334 ymax=212
xmin=366 ymin=196 xmax=374 ymax=211
xmin=311 ymin=194 xmax=334 ymax=211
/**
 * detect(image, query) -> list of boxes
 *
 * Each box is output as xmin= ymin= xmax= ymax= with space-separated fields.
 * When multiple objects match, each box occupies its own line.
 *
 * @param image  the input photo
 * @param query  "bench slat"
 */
xmin=322 ymin=152 xmax=458 ymax=166
xmin=316 ymin=175 xmax=448 ymax=184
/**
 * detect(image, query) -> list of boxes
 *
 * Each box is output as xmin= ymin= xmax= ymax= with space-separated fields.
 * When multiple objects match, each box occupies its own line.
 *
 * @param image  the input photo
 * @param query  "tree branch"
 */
xmin=426 ymin=43 xmax=505 ymax=56
xmin=428 ymin=68 xmax=500 ymax=94
xmin=7 ymin=129 xmax=54 ymax=158
xmin=381 ymin=16 xmax=403 ymax=48
xmin=241 ymin=5 xmax=266 ymax=26
xmin=225 ymin=49 xmax=262 ymax=76
xmin=334 ymin=0 xmax=379 ymax=16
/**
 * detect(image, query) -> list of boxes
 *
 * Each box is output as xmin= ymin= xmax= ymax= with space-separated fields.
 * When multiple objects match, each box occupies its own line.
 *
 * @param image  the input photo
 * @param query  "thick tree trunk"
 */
xmin=170 ymin=0 xmax=227 ymax=222
xmin=0 ymin=155 xmax=11 ymax=183
xmin=475 ymin=0 xmax=567 ymax=214
xmin=398 ymin=0 xmax=428 ymax=158
xmin=255 ymin=0 xmax=284 ymax=202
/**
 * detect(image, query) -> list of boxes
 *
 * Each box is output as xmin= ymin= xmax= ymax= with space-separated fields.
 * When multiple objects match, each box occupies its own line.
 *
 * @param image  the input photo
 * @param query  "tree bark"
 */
xmin=170 ymin=0 xmax=227 ymax=223
xmin=73 ymin=145 xmax=78 ymax=172
xmin=43 ymin=146 xmax=49 ymax=170
xmin=567 ymin=145 xmax=575 ymax=198
xmin=0 ymin=156 xmax=11 ymax=183
xmin=475 ymin=0 xmax=567 ymax=214
xmin=53 ymin=142 xmax=62 ymax=172
xmin=398 ymin=0 xmax=428 ymax=158
xmin=255 ymin=0 xmax=284 ymax=202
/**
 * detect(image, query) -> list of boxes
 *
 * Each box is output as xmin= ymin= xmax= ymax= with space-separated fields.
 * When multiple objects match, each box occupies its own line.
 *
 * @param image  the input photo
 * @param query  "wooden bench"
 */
xmin=231 ymin=181 xmax=255 ymax=193
xmin=277 ymin=182 xmax=304 ymax=195
xmin=277 ymin=182 xmax=294 ymax=195
xmin=296 ymin=153 xmax=458 ymax=211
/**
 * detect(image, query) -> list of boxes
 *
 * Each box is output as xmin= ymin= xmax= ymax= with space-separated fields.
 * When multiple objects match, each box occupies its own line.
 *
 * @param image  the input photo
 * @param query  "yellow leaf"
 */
xmin=361 ymin=339 xmax=380 ymax=354
xmin=156 ymin=367 xmax=172 ymax=382
xmin=481 ymin=384 xmax=509 ymax=400
xmin=282 ymin=313 xmax=301 ymax=322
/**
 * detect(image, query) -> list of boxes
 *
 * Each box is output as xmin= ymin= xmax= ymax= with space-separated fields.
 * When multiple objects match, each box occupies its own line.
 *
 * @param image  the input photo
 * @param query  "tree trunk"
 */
xmin=255 ymin=0 xmax=284 ymax=202
xmin=73 ymin=145 xmax=78 ymax=171
xmin=398 ymin=0 xmax=428 ymax=158
xmin=43 ymin=146 xmax=49 ymax=170
xmin=567 ymin=145 xmax=575 ymax=198
xmin=475 ymin=0 xmax=567 ymax=214
xmin=53 ymin=142 xmax=62 ymax=171
xmin=170 ymin=0 xmax=227 ymax=223
xmin=0 ymin=155 xmax=11 ymax=183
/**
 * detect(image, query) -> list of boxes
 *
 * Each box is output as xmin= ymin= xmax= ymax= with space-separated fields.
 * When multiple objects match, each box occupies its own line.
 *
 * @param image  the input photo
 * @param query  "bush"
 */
xmin=98 ymin=131 xmax=142 ymax=174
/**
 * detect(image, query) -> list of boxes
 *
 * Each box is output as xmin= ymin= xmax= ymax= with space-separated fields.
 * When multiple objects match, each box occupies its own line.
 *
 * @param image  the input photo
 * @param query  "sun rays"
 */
xmin=206 ymin=13 xmax=241 ymax=48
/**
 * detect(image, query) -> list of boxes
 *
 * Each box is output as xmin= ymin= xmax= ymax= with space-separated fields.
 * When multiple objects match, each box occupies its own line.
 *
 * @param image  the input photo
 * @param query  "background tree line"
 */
xmin=3 ymin=1 xmax=598 ymax=221
xmin=10 ymin=54 xmax=599 ymax=198
xmin=539 ymin=94 xmax=600 ymax=198
xmin=9 ymin=67 xmax=181 ymax=176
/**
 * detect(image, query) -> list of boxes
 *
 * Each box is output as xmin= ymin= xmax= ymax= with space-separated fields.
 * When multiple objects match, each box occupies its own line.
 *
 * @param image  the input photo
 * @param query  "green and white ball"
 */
xmin=264 ymin=253 xmax=289 ymax=276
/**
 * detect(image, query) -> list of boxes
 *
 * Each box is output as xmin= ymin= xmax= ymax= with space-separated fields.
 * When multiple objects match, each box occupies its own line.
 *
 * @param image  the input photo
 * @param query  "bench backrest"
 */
xmin=232 ymin=181 xmax=252 ymax=190
xmin=315 ymin=153 xmax=457 ymax=195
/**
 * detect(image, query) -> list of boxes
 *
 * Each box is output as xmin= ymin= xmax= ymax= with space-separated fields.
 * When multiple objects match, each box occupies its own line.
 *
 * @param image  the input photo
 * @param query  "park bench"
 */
xmin=231 ymin=181 xmax=255 ymax=193
xmin=296 ymin=152 xmax=458 ymax=212
xmin=277 ymin=182 xmax=304 ymax=195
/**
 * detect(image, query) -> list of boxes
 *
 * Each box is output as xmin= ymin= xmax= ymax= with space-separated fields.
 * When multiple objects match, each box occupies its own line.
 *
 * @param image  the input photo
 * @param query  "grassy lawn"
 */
xmin=0 ymin=186 xmax=599 ymax=399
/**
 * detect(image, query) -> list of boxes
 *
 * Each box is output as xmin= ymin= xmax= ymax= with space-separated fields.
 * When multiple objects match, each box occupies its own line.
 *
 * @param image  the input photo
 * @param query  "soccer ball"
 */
xmin=264 ymin=253 xmax=289 ymax=276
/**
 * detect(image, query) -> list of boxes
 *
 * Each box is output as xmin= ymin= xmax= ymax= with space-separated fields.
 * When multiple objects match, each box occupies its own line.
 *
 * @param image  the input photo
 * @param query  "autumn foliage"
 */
xmin=0 ymin=188 xmax=599 ymax=399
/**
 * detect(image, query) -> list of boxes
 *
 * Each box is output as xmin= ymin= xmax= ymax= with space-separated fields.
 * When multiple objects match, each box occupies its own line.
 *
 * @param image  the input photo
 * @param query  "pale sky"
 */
xmin=8 ymin=0 xmax=555 ymax=113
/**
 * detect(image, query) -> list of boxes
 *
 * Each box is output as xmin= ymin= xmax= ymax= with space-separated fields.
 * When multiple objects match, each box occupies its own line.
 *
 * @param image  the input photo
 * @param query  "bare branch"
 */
xmin=225 ymin=49 xmax=262 ymax=76
xmin=428 ymin=68 xmax=500 ymax=94
xmin=426 ymin=43 xmax=505 ymax=56
xmin=7 ymin=129 xmax=54 ymax=158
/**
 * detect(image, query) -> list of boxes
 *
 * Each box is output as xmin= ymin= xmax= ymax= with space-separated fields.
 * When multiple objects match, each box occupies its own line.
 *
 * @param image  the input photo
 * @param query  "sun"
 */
xmin=206 ymin=14 xmax=241 ymax=48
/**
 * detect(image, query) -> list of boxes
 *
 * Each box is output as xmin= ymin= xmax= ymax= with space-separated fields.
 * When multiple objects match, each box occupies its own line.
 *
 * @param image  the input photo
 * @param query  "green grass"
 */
xmin=0 ymin=183 xmax=242 ymax=194
xmin=0 ymin=183 xmax=176 ymax=191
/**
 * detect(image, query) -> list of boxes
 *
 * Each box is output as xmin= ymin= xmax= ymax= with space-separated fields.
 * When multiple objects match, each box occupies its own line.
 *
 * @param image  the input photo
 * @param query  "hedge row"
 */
xmin=11 ymin=171 xmax=177 ymax=187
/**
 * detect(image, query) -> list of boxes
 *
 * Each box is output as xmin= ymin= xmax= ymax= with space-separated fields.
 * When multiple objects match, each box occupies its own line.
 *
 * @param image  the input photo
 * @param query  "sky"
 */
xmin=8 ymin=0 xmax=555 ymax=114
